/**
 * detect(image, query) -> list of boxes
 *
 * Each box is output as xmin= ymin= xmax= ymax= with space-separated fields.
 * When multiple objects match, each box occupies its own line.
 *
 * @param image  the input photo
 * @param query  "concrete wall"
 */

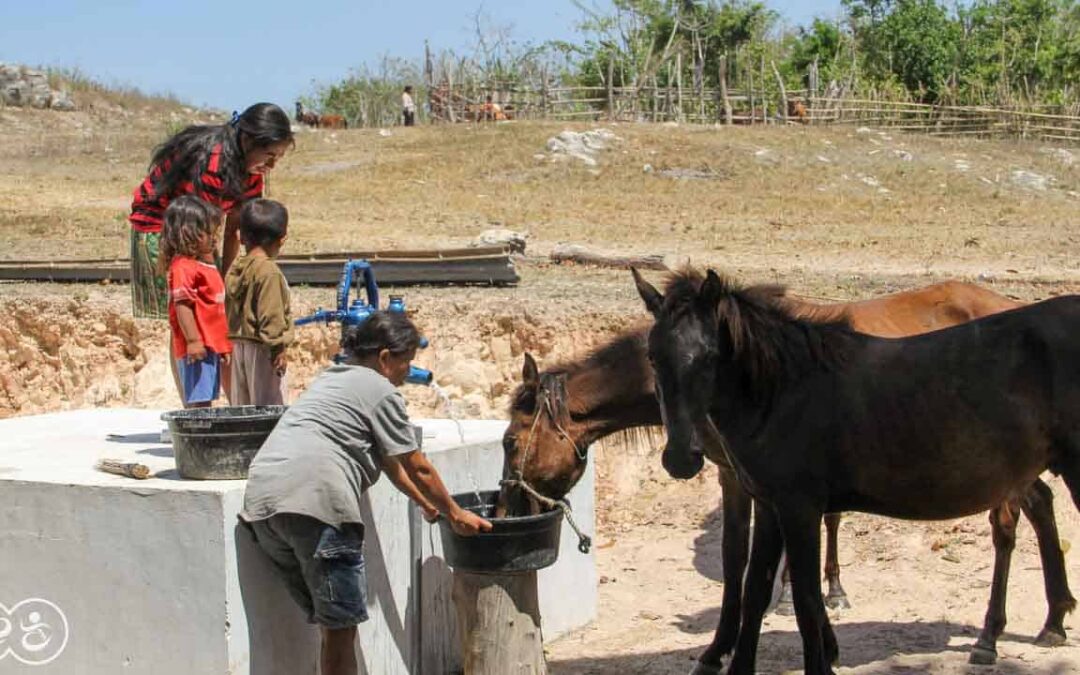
xmin=0 ymin=410 xmax=596 ymax=675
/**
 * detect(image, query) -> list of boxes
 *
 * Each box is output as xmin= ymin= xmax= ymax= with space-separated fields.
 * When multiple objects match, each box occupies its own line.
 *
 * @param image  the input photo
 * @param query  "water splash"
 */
xmin=430 ymin=383 xmax=466 ymax=444
xmin=430 ymin=383 xmax=483 ymax=505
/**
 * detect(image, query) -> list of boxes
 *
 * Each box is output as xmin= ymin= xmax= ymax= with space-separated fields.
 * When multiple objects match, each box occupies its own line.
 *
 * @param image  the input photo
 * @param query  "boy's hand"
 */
xmin=448 ymin=508 xmax=493 ymax=537
xmin=186 ymin=340 xmax=207 ymax=363
xmin=221 ymin=352 xmax=231 ymax=367
xmin=422 ymin=505 xmax=440 ymax=523
xmin=273 ymin=350 xmax=288 ymax=377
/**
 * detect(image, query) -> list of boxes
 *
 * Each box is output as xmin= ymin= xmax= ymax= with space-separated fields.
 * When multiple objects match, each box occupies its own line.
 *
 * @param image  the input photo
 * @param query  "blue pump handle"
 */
xmin=338 ymin=260 xmax=379 ymax=314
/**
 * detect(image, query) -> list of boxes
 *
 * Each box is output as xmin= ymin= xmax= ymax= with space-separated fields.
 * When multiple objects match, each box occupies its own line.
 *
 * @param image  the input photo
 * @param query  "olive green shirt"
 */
xmin=225 ymin=254 xmax=293 ymax=357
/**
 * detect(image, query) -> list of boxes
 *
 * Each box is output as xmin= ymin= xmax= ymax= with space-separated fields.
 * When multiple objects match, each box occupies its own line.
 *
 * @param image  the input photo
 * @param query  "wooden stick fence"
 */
xmin=425 ymin=80 xmax=1080 ymax=144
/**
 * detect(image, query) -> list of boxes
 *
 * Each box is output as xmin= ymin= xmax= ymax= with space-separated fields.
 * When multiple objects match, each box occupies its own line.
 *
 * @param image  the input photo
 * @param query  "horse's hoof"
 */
xmin=774 ymin=599 xmax=797 ymax=616
xmin=969 ymin=645 xmax=998 ymax=665
xmin=824 ymin=593 xmax=851 ymax=610
xmin=689 ymin=661 xmax=724 ymax=675
xmin=1035 ymin=628 xmax=1067 ymax=648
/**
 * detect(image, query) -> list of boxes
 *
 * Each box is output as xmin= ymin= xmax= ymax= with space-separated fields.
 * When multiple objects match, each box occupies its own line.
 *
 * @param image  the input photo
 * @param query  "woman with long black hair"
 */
xmin=129 ymin=102 xmax=294 ymax=318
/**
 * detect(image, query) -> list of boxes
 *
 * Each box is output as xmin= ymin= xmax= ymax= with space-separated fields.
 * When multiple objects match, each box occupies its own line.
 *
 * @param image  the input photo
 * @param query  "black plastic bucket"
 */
xmin=161 ymin=406 xmax=287 ymax=480
xmin=438 ymin=490 xmax=564 ymax=573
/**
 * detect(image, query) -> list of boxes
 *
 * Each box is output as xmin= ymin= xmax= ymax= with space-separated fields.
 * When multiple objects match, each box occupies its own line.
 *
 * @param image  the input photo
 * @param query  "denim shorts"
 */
xmin=176 ymin=350 xmax=221 ymax=405
xmin=248 ymin=513 xmax=369 ymax=628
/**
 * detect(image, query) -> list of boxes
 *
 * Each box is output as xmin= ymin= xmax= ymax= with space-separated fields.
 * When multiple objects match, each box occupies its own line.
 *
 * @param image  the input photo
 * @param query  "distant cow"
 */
xmin=319 ymin=114 xmax=347 ymax=129
xmin=788 ymin=99 xmax=809 ymax=124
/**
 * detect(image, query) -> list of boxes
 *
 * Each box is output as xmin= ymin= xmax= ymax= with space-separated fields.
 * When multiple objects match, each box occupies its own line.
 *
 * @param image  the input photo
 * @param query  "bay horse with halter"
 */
xmin=635 ymin=268 xmax=1080 ymax=675
xmin=501 ymin=279 xmax=1075 ymax=675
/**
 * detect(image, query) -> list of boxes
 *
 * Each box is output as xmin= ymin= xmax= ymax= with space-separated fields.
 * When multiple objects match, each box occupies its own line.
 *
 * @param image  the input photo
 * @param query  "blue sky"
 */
xmin=1 ymin=1 xmax=841 ymax=111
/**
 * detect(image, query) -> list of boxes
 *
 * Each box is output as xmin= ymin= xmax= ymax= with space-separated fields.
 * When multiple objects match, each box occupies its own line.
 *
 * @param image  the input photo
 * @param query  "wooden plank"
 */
xmin=0 ymin=250 xmax=520 ymax=286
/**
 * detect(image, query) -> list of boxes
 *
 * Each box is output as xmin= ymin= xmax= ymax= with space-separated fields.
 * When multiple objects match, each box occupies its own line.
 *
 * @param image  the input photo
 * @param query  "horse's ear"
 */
xmin=522 ymin=353 xmax=539 ymax=387
xmin=701 ymin=269 xmax=724 ymax=308
xmin=632 ymin=267 xmax=663 ymax=316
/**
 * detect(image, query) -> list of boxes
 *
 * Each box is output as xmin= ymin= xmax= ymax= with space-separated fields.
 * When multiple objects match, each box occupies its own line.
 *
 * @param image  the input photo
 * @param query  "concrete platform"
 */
xmin=0 ymin=408 xmax=597 ymax=674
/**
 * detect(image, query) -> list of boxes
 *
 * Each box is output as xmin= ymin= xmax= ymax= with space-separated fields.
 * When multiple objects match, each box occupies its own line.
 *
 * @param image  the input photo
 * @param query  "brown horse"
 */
xmin=318 ymin=114 xmax=347 ymax=129
xmin=295 ymin=101 xmax=320 ymax=128
xmin=502 ymin=281 xmax=1074 ymax=674
xmin=636 ymin=268 xmax=1080 ymax=674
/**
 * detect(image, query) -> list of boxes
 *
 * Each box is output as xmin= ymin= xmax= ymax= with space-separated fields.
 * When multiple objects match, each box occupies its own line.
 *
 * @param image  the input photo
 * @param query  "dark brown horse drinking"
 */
xmin=635 ymin=268 xmax=1080 ymax=675
xmin=501 ymin=279 xmax=1074 ymax=675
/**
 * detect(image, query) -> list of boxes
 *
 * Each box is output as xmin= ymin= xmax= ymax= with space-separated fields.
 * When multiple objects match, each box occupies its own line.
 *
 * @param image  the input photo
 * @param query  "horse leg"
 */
xmin=823 ymin=512 xmax=851 ymax=609
xmin=775 ymin=558 xmax=796 ymax=615
xmin=725 ymin=501 xmax=785 ymax=675
xmin=693 ymin=469 xmax=752 ymax=675
xmin=970 ymin=502 xmax=1019 ymax=665
xmin=779 ymin=512 xmax=847 ymax=615
xmin=773 ymin=557 xmax=799 ymax=613
xmin=1019 ymin=478 xmax=1077 ymax=647
xmin=778 ymin=506 xmax=835 ymax=675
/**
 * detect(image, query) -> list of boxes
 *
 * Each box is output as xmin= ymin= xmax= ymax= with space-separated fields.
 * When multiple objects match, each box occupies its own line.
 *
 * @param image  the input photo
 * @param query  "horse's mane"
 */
xmin=508 ymin=328 xmax=649 ymax=415
xmin=661 ymin=268 xmax=856 ymax=402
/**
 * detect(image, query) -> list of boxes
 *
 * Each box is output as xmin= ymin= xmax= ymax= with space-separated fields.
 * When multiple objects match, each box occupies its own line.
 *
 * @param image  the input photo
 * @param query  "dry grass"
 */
xmin=1 ymin=112 xmax=1078 ymax=280
xmin=46 ymin=67 xmax=188 ymax=115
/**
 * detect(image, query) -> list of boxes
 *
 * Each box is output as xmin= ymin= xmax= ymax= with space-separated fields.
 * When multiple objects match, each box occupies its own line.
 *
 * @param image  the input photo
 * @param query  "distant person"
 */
xmin=129 ymin=102 xmax=294 ymax=319
xmin=402 ymin=85 xmax=416 ymax=127
xmin=478 ymin=94 xmax=504 ymax=122
xmin=226 ymin=199 xmax=293 ymax=406
xmin=160 ymin=196 xmax=232 ymax=408
xmin=241 ymin=312 xmax=492 ymax=675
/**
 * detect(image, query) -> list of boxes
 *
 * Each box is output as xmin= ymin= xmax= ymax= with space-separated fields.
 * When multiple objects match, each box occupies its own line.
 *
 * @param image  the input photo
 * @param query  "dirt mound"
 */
xmin=0 ymin=283 xmax=640 ymax=422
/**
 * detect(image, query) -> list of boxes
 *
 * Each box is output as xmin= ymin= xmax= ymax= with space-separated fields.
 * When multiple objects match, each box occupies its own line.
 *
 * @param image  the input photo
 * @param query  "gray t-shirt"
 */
xmin=241 ymin=364 xmax=418 ymax=528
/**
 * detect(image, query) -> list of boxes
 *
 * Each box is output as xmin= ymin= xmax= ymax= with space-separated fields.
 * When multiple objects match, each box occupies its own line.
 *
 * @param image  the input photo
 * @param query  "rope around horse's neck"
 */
xmin=503 ymin=397 xmax=592 ymax=554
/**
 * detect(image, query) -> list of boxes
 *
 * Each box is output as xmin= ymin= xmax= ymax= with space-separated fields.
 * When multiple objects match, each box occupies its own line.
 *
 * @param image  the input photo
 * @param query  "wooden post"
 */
xmin=719 ymin=55 xmax=733 ymax=125
xmin=540 ymin=67 xmax=549 ymax=120
xmin=760 ymin=54 xmax=768 ymax=124
xmin=772 ymin=60 xmax=788 ymax=123
xmin=748 ymin=67 xmax=755 ymax=125
xmin=606 ymin=56 xmax=615 ymax=121
xmin=446 ymin=60 xmax=458 ymax=124
xmin=675 ymin=52 xmax=683 ymax=122
xmin=453 ymin=570 xmax=546 ymax=675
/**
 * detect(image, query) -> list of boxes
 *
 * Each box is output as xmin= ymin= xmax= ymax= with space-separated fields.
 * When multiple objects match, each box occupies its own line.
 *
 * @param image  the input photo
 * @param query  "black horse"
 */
xmin=634 ymin=267 xmax=1079 ymax=675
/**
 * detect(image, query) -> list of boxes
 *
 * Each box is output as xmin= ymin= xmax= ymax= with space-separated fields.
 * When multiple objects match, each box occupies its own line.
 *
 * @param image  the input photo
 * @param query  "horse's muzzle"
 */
xmin=661 ymin=442 xmax=706 ymax=479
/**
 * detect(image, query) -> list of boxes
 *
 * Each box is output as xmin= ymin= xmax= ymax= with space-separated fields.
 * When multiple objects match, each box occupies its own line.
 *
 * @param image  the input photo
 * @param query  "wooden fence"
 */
xmin=427 ymin=82 xmax=1080 ymax=144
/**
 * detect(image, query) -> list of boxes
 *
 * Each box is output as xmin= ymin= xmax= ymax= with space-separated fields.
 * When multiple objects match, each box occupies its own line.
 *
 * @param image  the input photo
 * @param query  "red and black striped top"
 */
xmin=129 ymin=143 xmax=264 ymax=234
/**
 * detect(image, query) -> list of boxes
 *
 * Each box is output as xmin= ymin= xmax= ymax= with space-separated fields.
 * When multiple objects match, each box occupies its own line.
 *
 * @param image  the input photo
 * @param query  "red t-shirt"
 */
xmin=130 ymin=143 xmax=264 ymax=234
xmin=168 ymin=256 xmax=232 ymax=358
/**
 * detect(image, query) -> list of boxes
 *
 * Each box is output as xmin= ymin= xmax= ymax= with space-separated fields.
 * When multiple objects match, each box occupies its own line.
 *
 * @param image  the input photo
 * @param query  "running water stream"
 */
xmin=430 ymin=383 xmax=484 ymax=507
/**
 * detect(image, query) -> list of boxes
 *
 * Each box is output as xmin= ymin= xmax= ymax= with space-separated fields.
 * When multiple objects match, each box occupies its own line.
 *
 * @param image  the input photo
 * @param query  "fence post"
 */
xmin=540 ymin=67 xmax=549 ymax=119
xmin=760 ymin=54 xmax=768 ymax=124
xmin=772 ymin=60 xmax=788 ymax=124
xmin=607 ymin=57 xmax=615 ymax=121
xmin=719 ymin=55 xmax=733 ymax=125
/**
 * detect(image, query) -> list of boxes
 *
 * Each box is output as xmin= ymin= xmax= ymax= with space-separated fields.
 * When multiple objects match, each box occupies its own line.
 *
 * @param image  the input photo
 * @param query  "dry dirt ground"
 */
xmin=4 ymin=105 xmax=1080 ymax=673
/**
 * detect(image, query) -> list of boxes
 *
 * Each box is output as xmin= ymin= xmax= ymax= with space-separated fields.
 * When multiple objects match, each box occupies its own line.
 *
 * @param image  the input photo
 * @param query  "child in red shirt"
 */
xmin=161 ymin=196 xmax=233 ymax=407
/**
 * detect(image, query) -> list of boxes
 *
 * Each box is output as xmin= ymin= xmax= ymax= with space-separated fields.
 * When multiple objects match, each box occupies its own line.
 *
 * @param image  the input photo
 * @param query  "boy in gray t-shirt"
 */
xmin=241 ymin=311 xmax=490 ymax=675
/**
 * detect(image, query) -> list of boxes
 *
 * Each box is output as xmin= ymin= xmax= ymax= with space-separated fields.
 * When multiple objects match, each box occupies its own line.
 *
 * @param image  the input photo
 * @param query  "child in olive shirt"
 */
xmin=226 ymin=199 xmax=293 ymax=405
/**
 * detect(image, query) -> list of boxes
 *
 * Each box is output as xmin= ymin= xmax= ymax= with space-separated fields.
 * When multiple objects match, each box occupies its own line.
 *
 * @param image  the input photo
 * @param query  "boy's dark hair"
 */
xmin=159 ymin=195 xmax=222 ymax=271
xmin=240 ymin=198 xmax=289 ymax=248
xmin=404 ymin=85 xmax=413 ymax=93
xmin=342 ymin=312 xmax=421 ymax=360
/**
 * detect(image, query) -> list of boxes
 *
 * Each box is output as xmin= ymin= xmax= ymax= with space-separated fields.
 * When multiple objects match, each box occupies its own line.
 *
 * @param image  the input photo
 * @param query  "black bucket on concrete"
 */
xmin=161 ymin=406 xmax=287 ymax=480
xmin=438 ymin=490 xmax=564 ymax=573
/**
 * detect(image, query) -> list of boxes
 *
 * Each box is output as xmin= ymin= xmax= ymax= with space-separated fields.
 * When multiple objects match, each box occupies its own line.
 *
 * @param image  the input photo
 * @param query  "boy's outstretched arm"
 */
xmin=384 ymin=451 xmax=493 ymax=536
xmin=379 ymin=454 xmax=439 ymax=522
